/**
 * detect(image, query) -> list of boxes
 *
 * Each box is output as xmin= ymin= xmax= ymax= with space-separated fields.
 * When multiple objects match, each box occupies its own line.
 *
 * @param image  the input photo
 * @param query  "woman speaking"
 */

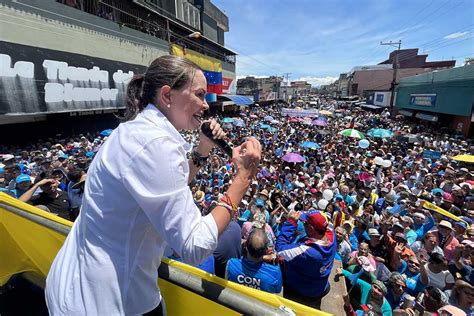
xmin=45 ymin=55 xmax=261 ymax=315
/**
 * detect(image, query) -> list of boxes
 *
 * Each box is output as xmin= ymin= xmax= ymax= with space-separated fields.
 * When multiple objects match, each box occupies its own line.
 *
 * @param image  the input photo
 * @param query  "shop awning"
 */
xmin=415 ymin=112 xmax=438 ymax=122
xmin=398 ymin=110 xmax=414 ymax=117
xmin=361 ymin=104 xmax=382 ymax=110
xmin=217 ymin=94 xmax=253 ymax=106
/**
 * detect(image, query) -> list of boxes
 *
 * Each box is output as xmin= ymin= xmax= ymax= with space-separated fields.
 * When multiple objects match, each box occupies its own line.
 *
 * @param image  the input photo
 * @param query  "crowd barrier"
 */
xmin=0 ymin=192 xmax=333 ymax=315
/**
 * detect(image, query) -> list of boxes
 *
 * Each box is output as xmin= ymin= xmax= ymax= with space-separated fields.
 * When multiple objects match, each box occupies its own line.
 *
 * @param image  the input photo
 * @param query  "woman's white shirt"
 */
xmin=45 ymin=105 xmax=218 ymax=315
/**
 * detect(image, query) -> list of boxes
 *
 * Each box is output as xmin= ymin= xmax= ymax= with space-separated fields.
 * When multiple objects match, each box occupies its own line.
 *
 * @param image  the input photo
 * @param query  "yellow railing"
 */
xmin=0 ymin=192 xmax=329 ymax=315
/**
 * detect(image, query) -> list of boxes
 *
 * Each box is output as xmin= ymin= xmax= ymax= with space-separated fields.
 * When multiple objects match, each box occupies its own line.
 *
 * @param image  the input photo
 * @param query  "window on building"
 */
xmin=175 ymin=0 xmax=201 ymax=30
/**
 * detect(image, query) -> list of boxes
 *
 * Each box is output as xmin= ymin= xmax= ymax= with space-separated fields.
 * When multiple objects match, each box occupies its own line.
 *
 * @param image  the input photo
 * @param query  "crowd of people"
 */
xmin=1 ymin=97 xmax=474 ymax=315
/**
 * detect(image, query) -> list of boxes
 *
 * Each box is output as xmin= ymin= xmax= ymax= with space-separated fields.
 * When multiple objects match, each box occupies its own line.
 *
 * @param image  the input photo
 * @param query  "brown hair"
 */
xmin=122 ymin=55 xmax=201 ymax=122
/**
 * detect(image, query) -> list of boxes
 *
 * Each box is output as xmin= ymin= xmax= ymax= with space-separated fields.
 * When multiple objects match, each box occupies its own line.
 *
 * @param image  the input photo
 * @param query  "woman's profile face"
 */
xmin=166 ymin=70 xmax=209 ymax=131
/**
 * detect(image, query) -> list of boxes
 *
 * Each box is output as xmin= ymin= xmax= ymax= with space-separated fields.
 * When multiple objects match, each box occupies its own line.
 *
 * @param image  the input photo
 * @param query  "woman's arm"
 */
xmin=188 ymin=120 xmax=226 ymax=183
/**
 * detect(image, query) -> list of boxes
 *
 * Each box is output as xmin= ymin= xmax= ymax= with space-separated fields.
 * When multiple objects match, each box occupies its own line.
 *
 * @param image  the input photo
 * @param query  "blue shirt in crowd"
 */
xmin=226 ymin=257 xmax=282 ymax=294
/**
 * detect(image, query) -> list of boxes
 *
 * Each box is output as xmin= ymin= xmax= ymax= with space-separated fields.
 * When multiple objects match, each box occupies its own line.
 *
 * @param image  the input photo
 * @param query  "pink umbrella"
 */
xmin=358 ymin=172 xmax=374 ymax=182
xmin=312 ymin=119 xmax=327 ymax=127
xmin=282 ymin=152 xmax=305 ymax=163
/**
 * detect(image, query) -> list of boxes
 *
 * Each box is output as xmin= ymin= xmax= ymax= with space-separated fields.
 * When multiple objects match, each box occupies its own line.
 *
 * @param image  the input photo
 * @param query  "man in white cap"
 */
xmin=413 ymin=210 xmax=435 ymax=240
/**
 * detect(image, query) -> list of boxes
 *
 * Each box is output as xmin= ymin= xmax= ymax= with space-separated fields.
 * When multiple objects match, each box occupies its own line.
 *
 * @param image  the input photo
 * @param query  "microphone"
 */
xmin=201 ymin=122 xmax=233 ymax=157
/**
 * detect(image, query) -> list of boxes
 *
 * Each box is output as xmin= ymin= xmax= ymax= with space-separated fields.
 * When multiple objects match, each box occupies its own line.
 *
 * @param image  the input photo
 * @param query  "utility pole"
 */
xmin=380 ymin=40 xmax=401 ymax=110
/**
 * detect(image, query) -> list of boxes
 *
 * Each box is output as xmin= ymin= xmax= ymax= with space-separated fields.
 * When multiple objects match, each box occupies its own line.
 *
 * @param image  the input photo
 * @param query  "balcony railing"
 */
xmin=55 ymin=0 xmax=235 ymax=64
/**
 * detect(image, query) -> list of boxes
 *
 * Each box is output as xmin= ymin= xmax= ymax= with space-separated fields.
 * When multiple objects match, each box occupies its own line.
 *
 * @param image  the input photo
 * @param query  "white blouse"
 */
xmin=46 ymin=104 xmax=218 ymax=315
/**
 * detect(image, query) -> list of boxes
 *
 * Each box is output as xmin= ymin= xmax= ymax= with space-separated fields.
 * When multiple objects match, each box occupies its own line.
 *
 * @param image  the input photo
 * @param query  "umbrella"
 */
xmin=250 ymin=114 xmax=258 ymax=119
xmin=100 ymin=129 xmax=113 ymax=136
xmin=367 ymin=128 xmax=393 ymax=138
xmin=270 ymin=119 xmax=280 ymax=124
xmin=319 ymin=110 xmax=333 ymax=116
xmin=339 ymin=129 xmax=366 ymax=139
xmin=358 ymin=172 xmax=374 ymax=182
xmin=222 ymin=117 xmax=234 ymax=123
xmin=282 ymin=153 xmax=305 ymax=163
xmin=312 ymin=119 xmax=327 ymax=127
xmin=233 ymin=119 xmax=245 ymax=127
xmin=264 ymin=115 xmax=274 ymax=121
xmin=400 ymin=134 xmax=422 ymax=143
xmin=452 ymin=155 xmax=474 ymax=163
xmin=267 ymin=127 xmax=277 ymax=133
xmin=259 ymin=123 xmax=271 ymax=129
xmin=288 ymin=117 xmax=299 ymax=123
xmin=300 ymin=141 xmax=320 ymax=149
xmin=344 ymin=116 xmax=353 ymax=120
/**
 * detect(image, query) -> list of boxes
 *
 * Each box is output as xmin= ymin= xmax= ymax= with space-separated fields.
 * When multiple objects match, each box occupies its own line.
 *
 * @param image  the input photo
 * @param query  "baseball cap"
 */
xmin=15 ymin=174 xmax=31 ymax=183
xmin=299 ymin=211 xmax=328 ymax=231
xmin=400 ymin=216 xmax=414 ymax=225
xmin=393 ymin=222 xmax=405 ymax=231
xmin=368 ymin=228 xmax=381 ymax=236
xmin=413 ymin=212 xmax=426 ymax=220
xmin=385 ymin=193 xmax=396 ymax=203
xmin=372 ymin=280 xmax=388 ymax=296
xmin=455 ymin=221 xmax=467 ymax=230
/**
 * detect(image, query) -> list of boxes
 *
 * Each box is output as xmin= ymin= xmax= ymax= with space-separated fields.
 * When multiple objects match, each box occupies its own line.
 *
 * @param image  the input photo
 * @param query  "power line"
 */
xmin=425 ymin=36 xmax=474 ymax=53
xmin=418 ymin=24 xmax=474 ymax=50
xmin=394 ymin=0 xmax=454 ymax=41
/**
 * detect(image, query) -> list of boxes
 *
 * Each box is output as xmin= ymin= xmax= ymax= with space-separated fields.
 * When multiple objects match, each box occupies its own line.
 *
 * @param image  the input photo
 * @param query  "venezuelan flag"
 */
xmin=171 ymin=44 xmax=223 ymax=95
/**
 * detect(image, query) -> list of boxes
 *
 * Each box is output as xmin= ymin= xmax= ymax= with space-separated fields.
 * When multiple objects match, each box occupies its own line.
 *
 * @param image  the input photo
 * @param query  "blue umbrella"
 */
xmin=233 ymin=119 xmax=245 ymax=127
xmin=100 ymin=129 xmax=113 ymax=136
xmin=259 ymin=123 xmax=271 ymax=129
xmin=222 ymin=117 xmax=234 ymax=123
xmin=367 ymin=128 xmax=393 ymax=138
xmin=267 ymin=127 xmax=277 ymax=133
xmin=300 ymin=141 xmax=320 ymax=149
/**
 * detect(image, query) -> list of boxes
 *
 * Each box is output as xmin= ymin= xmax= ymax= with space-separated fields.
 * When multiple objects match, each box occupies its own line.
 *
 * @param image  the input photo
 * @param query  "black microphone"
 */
xmin=201 ymin=122 xmax=233 ymax=157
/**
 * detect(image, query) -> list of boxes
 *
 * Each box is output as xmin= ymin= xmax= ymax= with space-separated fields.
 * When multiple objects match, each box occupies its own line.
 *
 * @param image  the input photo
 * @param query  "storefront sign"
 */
xmin=409 ymin=94 xmax=437 ymax=107
xmin=222 ymin=77 xmax=234 ymax=93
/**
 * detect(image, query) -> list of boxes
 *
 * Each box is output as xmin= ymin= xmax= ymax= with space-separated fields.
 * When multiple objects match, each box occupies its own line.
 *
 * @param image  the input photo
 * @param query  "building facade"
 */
xmin=0 ymin=0 xmax=235 ymax=124
xmin=236 ymin=76 xmax=283 ymax=103
xmin=347 ymin=49 xmax=455 ymax=97
xmin=395 ymin=64 xmax=474 ymax=136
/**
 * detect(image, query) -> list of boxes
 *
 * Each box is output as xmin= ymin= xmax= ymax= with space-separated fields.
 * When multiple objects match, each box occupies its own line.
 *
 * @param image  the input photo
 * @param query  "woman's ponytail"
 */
xmin=122 ymin=74 xmax=146 ymax=122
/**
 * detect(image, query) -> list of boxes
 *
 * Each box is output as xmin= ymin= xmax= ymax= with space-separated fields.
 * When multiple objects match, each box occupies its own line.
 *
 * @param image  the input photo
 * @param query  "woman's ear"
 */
xmin=158 ymin=85 xmax=172 ymax=107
